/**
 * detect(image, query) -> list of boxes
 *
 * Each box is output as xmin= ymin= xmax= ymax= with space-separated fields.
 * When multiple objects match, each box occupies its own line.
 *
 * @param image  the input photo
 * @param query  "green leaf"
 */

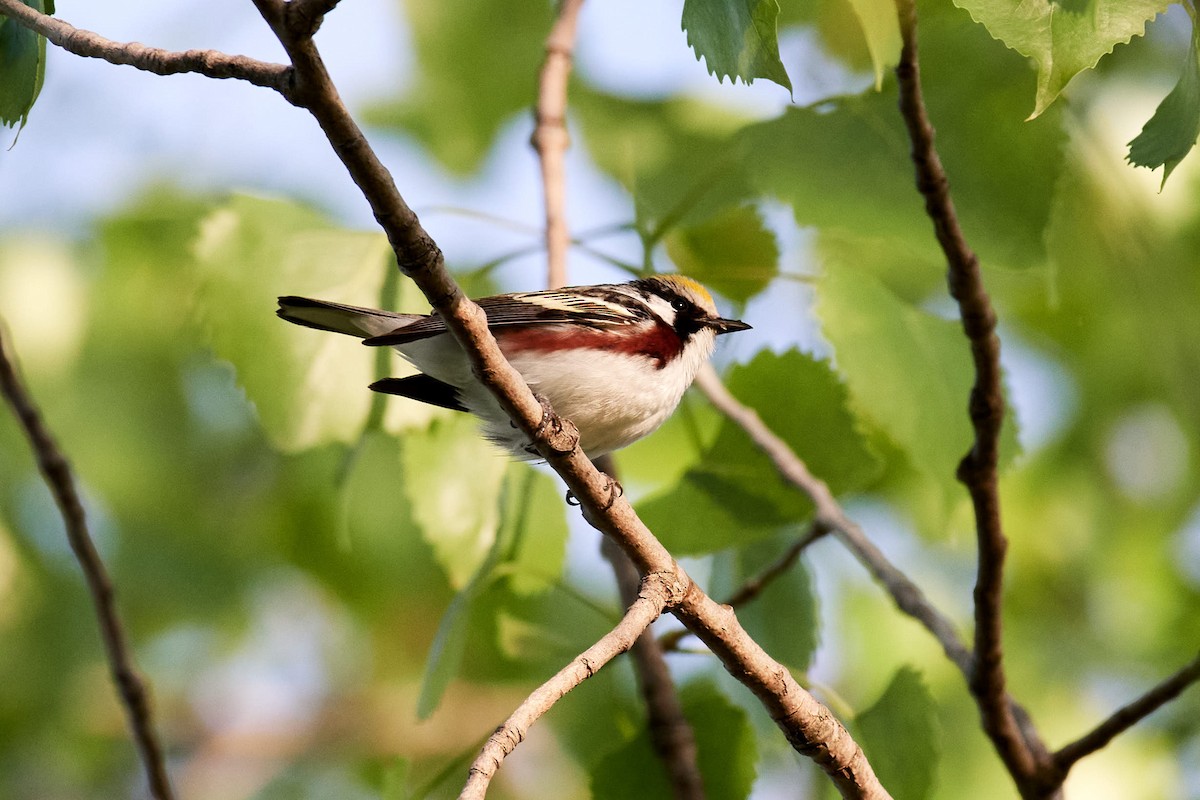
xmin=402 ymin=415 xmax=508 ymax=590
xmin=664 ymin=205 xmax=778 ymax=304
xmin=845 ymin=0 xmax=903 ymax=90
xmin=591 ymin=681 xmax=757 ymax=800
xmin=417 ymin=581 xmax=479 ymax=719
xmin=728 ymin=534 xmax=820 ymax=672
xmin=572 ymin=88 xmax=758 ymax=239
xmin=637 ymin=350 xmax=881 ymax=555
xmin=193 ymin=195 xmax=438 ymax=452
xmin=362 ymin=0 xmax=550 ymax=173
xmin=952 ymin=0 xmax=1170 ymax=118
xmin=0 ymin=0 xmax=51 ymax=131
xmin=1127 ymin=15 xmax=1200 ymax=187
xmin=855 ymin=667 xmax=940 ymax=800
xmin=379 ymin=757 xmax=411 ymax=800
xmin=814 ymin=263 xmax=1019 ymax=513
xmin=739 ymin=0 xmax=1067 ymax=275
xmin=681 ymin=0 xmax=792 ymax=93
xmin=498 ymin=465 xmax=567 ymax=596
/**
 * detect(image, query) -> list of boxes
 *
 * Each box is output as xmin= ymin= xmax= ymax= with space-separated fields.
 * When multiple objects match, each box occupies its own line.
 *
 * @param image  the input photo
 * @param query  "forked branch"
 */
xmin=459 ymin=571 xmax=678 ymax=800
xmin=0 ymin=0 xmax=290 ymax=91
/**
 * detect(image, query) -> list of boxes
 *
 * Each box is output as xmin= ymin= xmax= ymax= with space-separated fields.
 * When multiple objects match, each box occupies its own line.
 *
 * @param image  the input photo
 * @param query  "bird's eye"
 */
xmin=670 ymin=297 xmax=689 ymax=313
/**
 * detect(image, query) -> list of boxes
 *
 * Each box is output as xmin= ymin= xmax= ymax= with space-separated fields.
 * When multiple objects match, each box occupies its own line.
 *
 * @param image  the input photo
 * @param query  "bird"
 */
xmin=277 ymin=274 xmax=750 ymax=459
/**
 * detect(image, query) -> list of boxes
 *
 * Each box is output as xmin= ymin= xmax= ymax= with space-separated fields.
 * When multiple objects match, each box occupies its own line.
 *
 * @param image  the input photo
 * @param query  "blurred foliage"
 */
xmin=2 ymin=0 xmax=1200 ymax=799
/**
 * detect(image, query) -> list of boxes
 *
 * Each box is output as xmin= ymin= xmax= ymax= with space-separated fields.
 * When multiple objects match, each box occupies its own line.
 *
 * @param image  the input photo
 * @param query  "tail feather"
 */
xmin=277 ymin=296 xmax=422 ymax=340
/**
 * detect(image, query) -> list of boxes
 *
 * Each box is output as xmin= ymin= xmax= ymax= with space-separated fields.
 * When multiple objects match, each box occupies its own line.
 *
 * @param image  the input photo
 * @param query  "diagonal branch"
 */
xmin=0 ymin=0 xmax=291 ymax=93
xmin=693 ymin=366 xmax=972 ymax=672
xmin=1053 ymin=651 xmax=1200 ymax=772
xmin=0 ymin=329 xmax=176 ymax=800
xmin=248 ymin=10 xmax=888 ymax=793
xmin=891 ymin=0 xmax=1036 ymax=783
xmin=659 ymin=520 xmax=829 ymax=653
xmin=459 ymin=570 xmax=678 ymax=800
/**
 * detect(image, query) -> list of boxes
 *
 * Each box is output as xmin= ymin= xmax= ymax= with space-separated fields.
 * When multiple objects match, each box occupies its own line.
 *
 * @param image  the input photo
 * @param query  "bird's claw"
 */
xmin=565 ymin=474 xmax=623 ymax=511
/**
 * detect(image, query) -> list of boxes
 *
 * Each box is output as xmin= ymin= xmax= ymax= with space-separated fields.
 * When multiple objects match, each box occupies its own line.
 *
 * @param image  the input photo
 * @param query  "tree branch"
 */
xmin=0 ymin=0 xmax=291 ymax=93
xmin=891 ymin=0 xmax=1035 ymax=783
xmin=532 ymin=0 xmax=585 ymax=291
xmin=659 ymin=520 xmax=828 ymax=653
xmin=0 ymin=330 xmax=175 ymax=800
xmin=248 ymin=16 xmax=887 ymax=791
xmin=1053 ymin=651 xmax=1200 ymax=772
xmin=0 ymin=3 xmax=890 ymax=794
xmin=600 ymin=528 xmax=706 ymax=799
xmin=693 ymin=366 xmax=972 ymax=671
xmin=459 ymin=570 xmax=677 ymax=800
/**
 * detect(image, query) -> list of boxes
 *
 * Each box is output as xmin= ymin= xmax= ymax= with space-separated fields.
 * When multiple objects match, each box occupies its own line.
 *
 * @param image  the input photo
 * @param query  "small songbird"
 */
xmin=277 ymin=275 xmax=750 ymax=458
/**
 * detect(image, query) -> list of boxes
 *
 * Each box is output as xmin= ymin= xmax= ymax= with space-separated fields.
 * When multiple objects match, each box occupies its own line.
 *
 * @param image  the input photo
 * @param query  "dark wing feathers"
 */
xmin=362 ymin=287 xmax=647 ymax=347
xmin=369 ymin=374 xmax=467 ymax=412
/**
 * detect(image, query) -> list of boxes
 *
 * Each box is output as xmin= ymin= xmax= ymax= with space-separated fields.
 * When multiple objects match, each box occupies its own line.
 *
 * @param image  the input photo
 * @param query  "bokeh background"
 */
xmin=1 ymin=1 xmax=1199 ymax=798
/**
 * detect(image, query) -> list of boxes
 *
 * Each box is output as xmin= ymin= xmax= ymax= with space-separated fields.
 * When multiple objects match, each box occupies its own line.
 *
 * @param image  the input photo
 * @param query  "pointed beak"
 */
xmin=707 ymin=316 xmax=752 ymax=335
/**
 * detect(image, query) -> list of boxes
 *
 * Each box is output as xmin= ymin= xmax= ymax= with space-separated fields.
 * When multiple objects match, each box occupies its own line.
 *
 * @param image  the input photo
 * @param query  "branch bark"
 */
xmin=1053 ymin=651 xmax=1200 ymax=772
xmin=459 ymin=570 xmax=680 ymax=800
xmin=532 ymin=0 xmax=585 ymax=291
xmin=0 ymin=330 xmax=175 ymax=800
xmin=0 ymin=0 xmax=291 ymax=92
xmin=891 ymin=0 xmax=1040 ymax=785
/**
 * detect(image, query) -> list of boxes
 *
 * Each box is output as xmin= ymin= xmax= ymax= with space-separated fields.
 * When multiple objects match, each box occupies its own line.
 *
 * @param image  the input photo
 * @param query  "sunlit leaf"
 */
xmin=855 ymin=666 xmax=940 ymax=800
xmin=1127 ymin=17 xmax=1200 ymax=187
xmin=664 ymin=204 xmax=778 ymax=304
xmin=846 ymin=0 xmax=902 ymax=89
xmin=815 ymin=263 xmax=1019 ymax=512
xmin=402 ymin=415 xmax=508 ymax=590
xmin=740 ymin=0 xmax=1066 ymax=274
xmin=193 ymin=195 xmax=439 ymax=452
xmin=499 ymin=465 xmax=567 ymax=596
xmin=681 ymin=0 xmax=792 ymax=93
xmin=952 ymin=0 xmax=1170 ymax=118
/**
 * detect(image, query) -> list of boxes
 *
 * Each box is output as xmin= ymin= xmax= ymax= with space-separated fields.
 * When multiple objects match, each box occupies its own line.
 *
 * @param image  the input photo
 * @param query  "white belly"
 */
xmin=396 ymin=331 xmax=714 ymax=458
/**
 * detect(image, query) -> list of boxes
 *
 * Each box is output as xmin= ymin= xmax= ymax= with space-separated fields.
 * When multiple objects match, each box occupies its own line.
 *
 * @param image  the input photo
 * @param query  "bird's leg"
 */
xmin=527 ymin=392 xmax=579 ymax=456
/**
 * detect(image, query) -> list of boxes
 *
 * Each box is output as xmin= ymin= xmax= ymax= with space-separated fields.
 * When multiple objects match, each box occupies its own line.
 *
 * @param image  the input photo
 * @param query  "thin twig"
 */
xmin=532 ymin=0 xmax=586 ymax=291
xmin=0 ymin=0 xmax=291 ymax=92
xmin=693 ymin=366 xmax=971 ymax=671
xmin=0 ymin=330 xmax=175 ymax=800
xmin=459 ymin=571 xmax=676 ymax=800
xmin=892 ymin=0 xmax=1036 ymax=782
xmin=1054 ymin=651 xmax=1200 ymax=771
xmin=659 ymin=521 xmax=829 ymax=653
